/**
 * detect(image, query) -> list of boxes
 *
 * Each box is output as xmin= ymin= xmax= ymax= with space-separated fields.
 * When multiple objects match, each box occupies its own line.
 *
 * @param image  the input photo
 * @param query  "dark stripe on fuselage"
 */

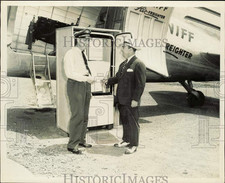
xmin=146 ymin=52 xmax=219 ymax=82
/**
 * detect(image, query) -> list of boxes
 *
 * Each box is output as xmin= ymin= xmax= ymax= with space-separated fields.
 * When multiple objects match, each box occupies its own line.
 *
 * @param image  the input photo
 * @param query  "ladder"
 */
xmin=30 ymin=52 xmax=55 ymax=108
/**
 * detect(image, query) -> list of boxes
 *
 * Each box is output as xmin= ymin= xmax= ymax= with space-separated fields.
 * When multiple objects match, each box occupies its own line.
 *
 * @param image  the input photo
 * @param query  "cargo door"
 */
xmin=124 ymin=7 xmax=173 ymax=77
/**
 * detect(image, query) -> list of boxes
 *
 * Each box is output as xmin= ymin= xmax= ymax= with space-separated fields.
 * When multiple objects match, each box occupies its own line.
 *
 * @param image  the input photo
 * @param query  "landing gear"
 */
xmin=186 ymin=90 xmax=205 ymax=107
xmin=180 ymin=81 xmax=205 ymax=107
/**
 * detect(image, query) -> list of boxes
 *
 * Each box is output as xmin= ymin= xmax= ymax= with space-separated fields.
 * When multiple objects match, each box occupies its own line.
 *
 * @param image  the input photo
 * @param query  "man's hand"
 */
xmin=87 ymin=76 xmax=95 ymax=84
xmin=101 ymin=78 xmax=108 ymax=85
xmin=131 ymin=100 xmax=138 ymax=107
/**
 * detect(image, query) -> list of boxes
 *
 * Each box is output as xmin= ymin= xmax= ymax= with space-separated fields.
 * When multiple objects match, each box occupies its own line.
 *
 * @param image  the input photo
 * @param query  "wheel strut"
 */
xmin=179 ymin=80 xmax=205 ymax=107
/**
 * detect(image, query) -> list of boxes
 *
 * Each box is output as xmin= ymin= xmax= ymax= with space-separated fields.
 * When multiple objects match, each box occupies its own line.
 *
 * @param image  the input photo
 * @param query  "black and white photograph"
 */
xmin=1 ymin=1 xmax=224 ymax=183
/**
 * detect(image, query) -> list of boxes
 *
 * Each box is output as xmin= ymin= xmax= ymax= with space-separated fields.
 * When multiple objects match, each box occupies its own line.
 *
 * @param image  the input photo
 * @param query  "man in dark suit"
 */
xmin=105 ymin=40 xmax=146 ymax=154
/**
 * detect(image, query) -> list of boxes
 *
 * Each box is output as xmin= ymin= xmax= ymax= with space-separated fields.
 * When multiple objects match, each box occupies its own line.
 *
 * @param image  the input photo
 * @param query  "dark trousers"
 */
xmin=67 ymin=79 xmax=91 ymax=149
xmin=118 ymin=104 xmax=140 ymax=146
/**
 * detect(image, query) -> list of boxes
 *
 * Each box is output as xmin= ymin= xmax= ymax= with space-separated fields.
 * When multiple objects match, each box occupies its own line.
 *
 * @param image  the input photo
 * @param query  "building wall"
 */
xmin=10 ymin=6 xmax=101 ymax=54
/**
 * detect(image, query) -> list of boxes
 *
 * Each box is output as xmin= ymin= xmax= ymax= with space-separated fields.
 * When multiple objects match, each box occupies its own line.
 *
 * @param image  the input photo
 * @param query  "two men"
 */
xmin=64 ymin=29 xmax=94 ymax=154
xmin=105 ymin=40 xmax=146 ymax=154
xmin=64 ymin=29 xmax=146 ymax=155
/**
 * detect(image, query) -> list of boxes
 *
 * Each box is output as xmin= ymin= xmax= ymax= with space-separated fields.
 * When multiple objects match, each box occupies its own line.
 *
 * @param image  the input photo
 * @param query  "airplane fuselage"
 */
xmin=146 ymin=9 xmax=220 ymax=82
xmin=7 ymin=8 xmax=220 ymax=83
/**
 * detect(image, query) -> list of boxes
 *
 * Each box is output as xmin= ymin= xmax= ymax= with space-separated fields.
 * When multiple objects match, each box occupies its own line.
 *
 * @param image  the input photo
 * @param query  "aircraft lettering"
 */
xmin=165 ymin=43 xmax=193 ymax=59
xmin=153 ymin=7 xmax=169 ymax=11
xmin=134 ymin=7 xmax=165 ymax=19
xmin=169 ymin=23 xmax=194 ymax=42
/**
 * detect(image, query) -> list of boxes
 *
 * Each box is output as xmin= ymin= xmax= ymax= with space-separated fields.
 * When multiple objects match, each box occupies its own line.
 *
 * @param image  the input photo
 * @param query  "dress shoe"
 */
xmin=79 ymin=143 xmax=92 ymax=148
xmin=67 ymin=148 xmax=82 ymax=154
xmin=114 ymin=141 xmax=130 ymax=148
xmin=124 ymin=146 xmax=137 ymax=154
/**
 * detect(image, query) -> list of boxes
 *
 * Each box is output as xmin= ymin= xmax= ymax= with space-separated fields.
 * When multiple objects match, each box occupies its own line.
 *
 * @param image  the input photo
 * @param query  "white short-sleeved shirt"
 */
xmin=64 ymin=47 xmax=90 ymax=82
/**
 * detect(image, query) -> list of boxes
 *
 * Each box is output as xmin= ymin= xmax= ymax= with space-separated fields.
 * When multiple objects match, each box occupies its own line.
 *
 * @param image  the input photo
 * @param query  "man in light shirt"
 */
xmin=104 ymin=40 xmax=146 ymax=154
xmin=64 ymin=29 xmax=95 ymax=154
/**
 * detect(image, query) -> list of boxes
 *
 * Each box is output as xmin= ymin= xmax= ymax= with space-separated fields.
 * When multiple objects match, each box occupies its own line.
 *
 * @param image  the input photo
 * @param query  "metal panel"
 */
xmin=142 ymin=16 xmax=152 ymax=40
xmin=124 ymin=7 xmax=173 ymax=77
xmin=11 ymin=6 xmax=102 ymax=54
xmin=126 ymin=11 xmax=141 ymax=39
xmin=151 ymin=19 xmax=164 ymax=66
xmin=56 ymin=26 xmax=120 ymax=133
xmin=56 ymin=26 xmax=73 ymax=132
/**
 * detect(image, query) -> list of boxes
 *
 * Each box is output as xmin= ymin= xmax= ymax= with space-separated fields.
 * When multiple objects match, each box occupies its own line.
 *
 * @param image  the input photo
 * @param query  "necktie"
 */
xmin=121 ymin=59 xmax=128 ymax=75
xmin=81 ymin=51 xmax=92 ymax=76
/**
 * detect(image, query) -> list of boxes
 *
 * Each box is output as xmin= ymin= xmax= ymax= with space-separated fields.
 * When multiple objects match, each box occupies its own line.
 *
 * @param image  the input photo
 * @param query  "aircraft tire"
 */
xmin=197 ymin=91 xmax=205 ymax=106
xmin=187 ymin=91 xmax=205 ymax=107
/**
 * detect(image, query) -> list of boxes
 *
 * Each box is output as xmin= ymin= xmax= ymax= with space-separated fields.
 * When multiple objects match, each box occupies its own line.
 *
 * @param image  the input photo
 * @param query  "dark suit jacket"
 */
xmin=107 ymin=56 xmax=146 ymax=106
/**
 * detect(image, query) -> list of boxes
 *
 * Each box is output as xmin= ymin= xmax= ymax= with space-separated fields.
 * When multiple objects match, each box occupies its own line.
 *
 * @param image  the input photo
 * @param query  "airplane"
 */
xmin=6 ymin=6 xmax=220 ymax=108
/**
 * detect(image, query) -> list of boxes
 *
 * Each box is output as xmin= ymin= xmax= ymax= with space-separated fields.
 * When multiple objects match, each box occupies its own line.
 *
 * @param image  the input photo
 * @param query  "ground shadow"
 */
xmin=139 ymin=118 xmax=152 ymax=123
xmin=37 ymin=144 xmax=69 ymax=155
xmin=7 ymin=91 xmax=219 ymax=140
xmin=7 ymin=108 xmax=68 ymax=139
xmin=7 ymin=108 xmax=116 ymax=140
xmin=86 ymin=145 xmax=124 ymax=157
xmin=139 ymin=91 xmax=219 ymax=118
xmin=89 ymin=131 xmax=119 ymax=144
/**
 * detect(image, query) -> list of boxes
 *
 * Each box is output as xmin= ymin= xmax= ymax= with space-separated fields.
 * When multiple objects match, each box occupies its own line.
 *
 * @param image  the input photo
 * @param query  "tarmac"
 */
xmin=2 ymin=78 xmax=222 ymax=182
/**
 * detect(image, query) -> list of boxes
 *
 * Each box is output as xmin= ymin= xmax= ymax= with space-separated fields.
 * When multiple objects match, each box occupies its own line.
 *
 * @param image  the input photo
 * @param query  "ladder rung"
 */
xmin=31 ymin=52 xmax=54 ymax=107
xmin=35 ymin=80 xmax=51 ymax=86
xmin=38 ymin=104 xmax=54 ymax=107
xmin=37 ymin=80 xmax=50 ymax=82
xmin=34 ymin=64 xmax=46 ymax=67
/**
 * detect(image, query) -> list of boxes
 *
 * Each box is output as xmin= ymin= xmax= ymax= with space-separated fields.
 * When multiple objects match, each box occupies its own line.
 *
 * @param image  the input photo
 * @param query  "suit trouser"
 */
xmin=118 ymin=104 xmax=140 ymax=146
xmin=67 ymin=79 xmax=91 ymax=149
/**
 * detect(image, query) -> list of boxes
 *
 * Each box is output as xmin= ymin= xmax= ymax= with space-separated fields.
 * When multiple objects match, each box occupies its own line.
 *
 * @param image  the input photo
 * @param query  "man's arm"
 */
xmin=107 ymin=76 xmax=118 ymax=86
xmin=132 ymin=61 xmax=146 ymax=102
xmin=106 ymin=62 xmax=124 ymax=86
